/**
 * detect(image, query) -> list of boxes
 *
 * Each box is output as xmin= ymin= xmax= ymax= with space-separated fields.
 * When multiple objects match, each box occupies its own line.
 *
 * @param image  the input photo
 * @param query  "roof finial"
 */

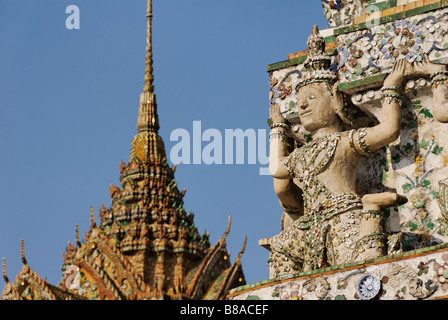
xmin=90 ymin=206 xmax=96 ymax=228
xmin=75 ymin=225 xmax=81 ymax=246
xmin=2 ymin=258 xmax=9 ymax=282
xmin=218 ymin=216 xmax=232 ymax=244
xmin=144 ymin=0 xmax=154 ymax=93
xmin=20 ymin=239 xmax=27 ymax=265
xmin=224 ymin=216 xmax=231 ymax=237
xmin=237 ymin=236 xmax=247 ymax=259
xmin=136 ymin=0 xmax=160 ymax=134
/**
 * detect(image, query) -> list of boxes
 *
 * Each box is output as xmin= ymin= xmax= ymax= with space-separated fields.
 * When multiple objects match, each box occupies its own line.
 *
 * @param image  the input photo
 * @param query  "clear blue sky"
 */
xmin=0 ymin=0 xmax=326 ymax=288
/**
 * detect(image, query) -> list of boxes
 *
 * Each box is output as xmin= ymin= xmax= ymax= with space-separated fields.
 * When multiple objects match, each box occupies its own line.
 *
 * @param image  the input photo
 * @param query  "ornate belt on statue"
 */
xmin=296 ymin=193 xmax=363 ymax=230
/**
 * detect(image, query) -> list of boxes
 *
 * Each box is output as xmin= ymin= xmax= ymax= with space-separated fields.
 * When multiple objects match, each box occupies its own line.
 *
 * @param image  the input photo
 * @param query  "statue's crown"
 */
xmin=297 ymin=25 xmax=337 ymax=90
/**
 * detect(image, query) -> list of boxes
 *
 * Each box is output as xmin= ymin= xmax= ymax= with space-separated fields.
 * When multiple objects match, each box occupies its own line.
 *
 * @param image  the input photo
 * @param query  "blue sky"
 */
xmin=0 ymin=0 xmax=326 ymax=288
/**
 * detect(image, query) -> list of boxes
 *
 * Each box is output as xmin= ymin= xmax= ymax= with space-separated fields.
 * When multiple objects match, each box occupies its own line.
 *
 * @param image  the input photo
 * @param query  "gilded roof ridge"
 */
xmin=185 ymin=216 xmax=233 ymax=299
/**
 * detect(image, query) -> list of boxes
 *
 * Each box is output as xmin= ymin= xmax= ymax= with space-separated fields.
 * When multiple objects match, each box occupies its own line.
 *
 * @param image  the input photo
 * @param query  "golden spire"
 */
xmin=137 ymin=0 xmax=159 ymax=133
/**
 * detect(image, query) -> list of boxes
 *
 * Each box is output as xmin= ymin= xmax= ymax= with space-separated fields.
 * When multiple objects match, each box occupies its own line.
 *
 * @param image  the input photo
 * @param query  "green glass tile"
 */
xmin=266 ymin=60 xmax=292 ymax=72
xmin=338 ymin=73 xmax=387 ymax=92
xmin=392 ymin=11 xmax=407 ymax=20
xmin=345 ymin=261 xmax=361 ymax=268
xmin=382 ymin=254 xmax=394 ymax=261
xmin=326 ymin=266 xmax=334 ymax=272
xmin=338 ymin=82 xmax=349 ymax=91
xmin=324 ymin=35 xmax=336 ymax=44
xmin=286 ymin=112 xmax=299 ymax=120
xmin=392 ymin=252 xmax=403 ymax=258
xmin=406 ymin=7 xmax=427 ymax=17
xmin=426 ymin=2 xmax=443 ymax=12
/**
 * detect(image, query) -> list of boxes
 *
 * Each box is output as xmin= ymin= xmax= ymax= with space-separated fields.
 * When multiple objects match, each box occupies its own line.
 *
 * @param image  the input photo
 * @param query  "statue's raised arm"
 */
xmin=350 ymin=59 xmax=412 ymax=156
xmin=412 ymin=54 xmax=448 ymax=123
xmin=268 ymin=104 xmax=291 ymax=179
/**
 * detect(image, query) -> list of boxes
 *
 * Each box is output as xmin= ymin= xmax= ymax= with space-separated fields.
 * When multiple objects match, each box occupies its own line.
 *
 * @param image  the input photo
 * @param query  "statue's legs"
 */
xmin=268 ymin=210 xmax=364 ymax=278
xmin=327 ymin=209 xmax=362 ymax=266
xmin=268 ymin=209 xmax=385 ymax=279
xmin=348 ymin=192 xmax=408 ymax=261
xmin=327 ymin=209 xmax=386 ymax=265
xmin=267 ymin=193 xmax=406 ymax=279
xmin=268 ymin=224 xmax=306 ymax=278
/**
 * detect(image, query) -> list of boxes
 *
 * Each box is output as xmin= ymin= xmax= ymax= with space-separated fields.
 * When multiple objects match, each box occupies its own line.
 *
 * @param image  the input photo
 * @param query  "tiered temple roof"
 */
xmin=1 ymin=0 xmax=245 ymax=300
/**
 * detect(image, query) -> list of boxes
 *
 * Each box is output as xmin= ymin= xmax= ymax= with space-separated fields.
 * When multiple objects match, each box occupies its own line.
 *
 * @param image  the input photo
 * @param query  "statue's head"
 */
xmin=296 ymin=82 xmax=343 ymax=132
xmin=295 ymin=25 xmax=354 ymax=132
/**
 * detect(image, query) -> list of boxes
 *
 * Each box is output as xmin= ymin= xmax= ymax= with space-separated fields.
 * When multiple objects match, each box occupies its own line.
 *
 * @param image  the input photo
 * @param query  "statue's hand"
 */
xmin=384 ymin=58 xmax=412 ymax=87
xmin=413 ymin=54 xmax=447 ymax=78
xmin=270 ymin=104 xmax=286 ymax=124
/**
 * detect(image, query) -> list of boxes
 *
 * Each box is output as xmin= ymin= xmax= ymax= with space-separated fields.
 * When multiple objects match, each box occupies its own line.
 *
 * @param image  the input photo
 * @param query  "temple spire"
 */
xmin=137 ymin=0 xmax=159 ymax=133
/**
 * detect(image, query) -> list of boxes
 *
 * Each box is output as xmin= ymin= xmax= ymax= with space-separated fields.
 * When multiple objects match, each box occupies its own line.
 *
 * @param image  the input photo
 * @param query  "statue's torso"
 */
xmin=285 ymin=131 xmax=362 ymax=221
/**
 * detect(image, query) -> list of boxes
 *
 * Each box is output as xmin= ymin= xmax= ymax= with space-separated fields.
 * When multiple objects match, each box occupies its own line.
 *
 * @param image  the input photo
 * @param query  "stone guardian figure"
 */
xmin=267 ymin=25 xmax=409 ymax=278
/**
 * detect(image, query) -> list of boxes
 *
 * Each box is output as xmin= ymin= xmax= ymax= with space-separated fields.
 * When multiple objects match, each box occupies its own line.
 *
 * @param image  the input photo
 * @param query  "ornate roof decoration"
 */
xmin=2 ymin=0 xmax=245 ymax=300
xmin=1 ymin=241 xmax=84 ymax=300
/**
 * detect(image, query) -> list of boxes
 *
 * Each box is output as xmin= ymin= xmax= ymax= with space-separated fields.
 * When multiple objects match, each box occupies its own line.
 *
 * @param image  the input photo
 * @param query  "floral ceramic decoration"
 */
xmin=321 ymin=0 xmax=364 ymax=28
xmin=337 ymin=11 xmax=448 ymax=83
xmin=382 ymin=97 xmax=448 ymax=237
xmin=356 ymin=273 xmax=382 ymax=300
xmin=432 ymin=254 xmax=448 ymax=290
xmin=270 ymin=69 xmax=303 ymax=118
xmin=337 ymin=19 xmax=426 ymax=81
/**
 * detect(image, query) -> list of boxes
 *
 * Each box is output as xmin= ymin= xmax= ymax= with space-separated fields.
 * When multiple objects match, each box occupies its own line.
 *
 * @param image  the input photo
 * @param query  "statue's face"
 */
xmin=297 ymin=83 xmax=339 ymax=133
